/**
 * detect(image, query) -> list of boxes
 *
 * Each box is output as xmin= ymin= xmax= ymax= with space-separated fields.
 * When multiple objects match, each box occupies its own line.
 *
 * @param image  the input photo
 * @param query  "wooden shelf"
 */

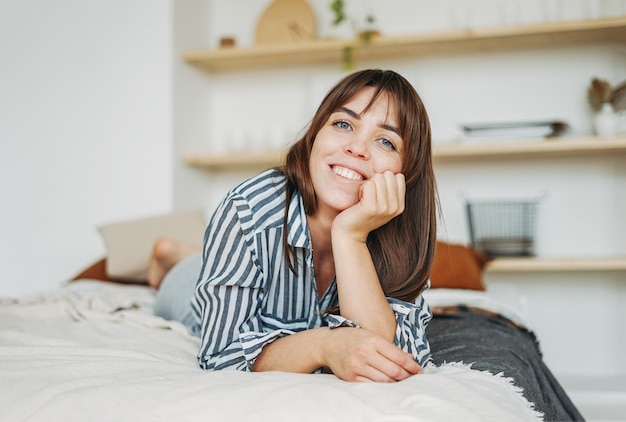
xmin=433 ymin=136 xmax=626 ymax=161
xmin=184 ymin=150 xmax=286 ymax=169
xmin=487 ymin=256 xmax=626 ymax=273
xmin=182 ymin=17 xmax=626 ymax=72
xmin=183 ymin=136 xmax=626 ymax=170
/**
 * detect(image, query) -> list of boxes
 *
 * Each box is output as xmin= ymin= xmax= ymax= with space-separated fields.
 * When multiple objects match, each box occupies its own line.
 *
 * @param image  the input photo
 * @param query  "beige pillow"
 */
xmin=98 ymin=210 xmax=206 ymax=281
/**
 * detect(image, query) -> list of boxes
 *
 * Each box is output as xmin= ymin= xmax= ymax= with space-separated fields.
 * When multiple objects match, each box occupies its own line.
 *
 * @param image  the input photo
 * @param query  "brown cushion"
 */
xmin=71 ymin=258 xmax=113 ymax=281
xmin=430 ymin=241 xmax=492 ymax=291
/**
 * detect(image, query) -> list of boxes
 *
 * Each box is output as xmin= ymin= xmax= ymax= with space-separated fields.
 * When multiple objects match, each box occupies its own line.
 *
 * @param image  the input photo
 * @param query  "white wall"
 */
xmin=173 ymin=0 xmax=626 ymax=382
xmin=0 ymin=0 xmax=173 ymax=296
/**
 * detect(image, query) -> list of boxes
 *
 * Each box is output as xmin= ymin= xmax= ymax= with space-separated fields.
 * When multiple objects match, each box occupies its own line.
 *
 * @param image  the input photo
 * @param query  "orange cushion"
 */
xmin=71 ymin=258 xmax=146 ymax=284
xmin=430 ymin=241 xmax=492 ymax=291
xmin=71 ymin=258 xmax=111 ymax=281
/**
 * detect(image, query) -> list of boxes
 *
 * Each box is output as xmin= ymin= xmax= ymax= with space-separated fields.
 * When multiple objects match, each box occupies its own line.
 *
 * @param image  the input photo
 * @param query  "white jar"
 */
xmin=594 ymin=102 xmax=618 ymax=138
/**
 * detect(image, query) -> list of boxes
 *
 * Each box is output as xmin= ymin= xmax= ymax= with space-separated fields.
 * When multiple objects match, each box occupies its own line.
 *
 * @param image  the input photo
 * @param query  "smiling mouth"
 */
xmin=332 ymin=166 xmax=364 ymax=181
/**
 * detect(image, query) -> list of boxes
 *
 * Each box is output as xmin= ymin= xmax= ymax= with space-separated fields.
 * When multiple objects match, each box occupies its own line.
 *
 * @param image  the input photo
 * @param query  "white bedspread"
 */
xmin=0 ymin=281 xmax=543 ymax=421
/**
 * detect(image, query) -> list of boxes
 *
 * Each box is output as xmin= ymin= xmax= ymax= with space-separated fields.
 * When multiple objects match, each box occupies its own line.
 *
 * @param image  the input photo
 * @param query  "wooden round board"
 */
xmin=255 ymin=0 xmax=317 ymax=45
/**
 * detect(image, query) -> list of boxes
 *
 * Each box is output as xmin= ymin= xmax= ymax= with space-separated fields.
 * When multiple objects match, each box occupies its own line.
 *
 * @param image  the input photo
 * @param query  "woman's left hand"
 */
xmin=330 ymin=170 xmax=406 ymax=340
xmin=333 ymin=170 xmax=405 ymax=242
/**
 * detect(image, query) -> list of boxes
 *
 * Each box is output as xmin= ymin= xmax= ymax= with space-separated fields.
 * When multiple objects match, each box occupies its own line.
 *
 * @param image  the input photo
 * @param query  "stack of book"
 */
xmin=460 ymin=120 xmax=569 ymax=142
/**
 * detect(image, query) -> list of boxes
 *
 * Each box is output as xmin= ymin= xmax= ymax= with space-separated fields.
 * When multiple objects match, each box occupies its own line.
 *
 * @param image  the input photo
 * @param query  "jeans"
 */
xmin=153 ymin=253 xmax=202 ymax=336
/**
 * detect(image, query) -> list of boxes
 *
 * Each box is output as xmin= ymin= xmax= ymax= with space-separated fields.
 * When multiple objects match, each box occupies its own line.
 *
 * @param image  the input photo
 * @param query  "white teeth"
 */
xmin=332 ymin=166 xmax=363 ymax=181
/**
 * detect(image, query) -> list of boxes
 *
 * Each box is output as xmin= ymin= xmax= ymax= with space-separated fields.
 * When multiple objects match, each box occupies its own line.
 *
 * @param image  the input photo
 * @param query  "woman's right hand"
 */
xmin=322 ymin=327 xmax=423 ymax=382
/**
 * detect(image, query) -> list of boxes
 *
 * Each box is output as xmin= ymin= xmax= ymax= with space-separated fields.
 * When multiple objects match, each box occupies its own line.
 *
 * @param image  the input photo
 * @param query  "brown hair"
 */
xmin=280 ymin=69 xmax=437 ymax=303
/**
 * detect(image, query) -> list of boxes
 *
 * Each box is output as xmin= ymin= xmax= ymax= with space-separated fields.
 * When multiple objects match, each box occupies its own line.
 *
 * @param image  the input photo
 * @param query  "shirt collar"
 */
xmin=286 ymin=189 xmax=311 ymax=250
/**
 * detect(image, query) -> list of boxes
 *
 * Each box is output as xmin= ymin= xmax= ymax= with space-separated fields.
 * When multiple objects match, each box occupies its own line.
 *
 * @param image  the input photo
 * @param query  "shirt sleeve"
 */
xmin=322 ymin=295 xmax=432 ymax=367
xmin=192 ymin=193 xmax=291 ymax=371
xmin=389 ymin=295 xmax=432 ymax=367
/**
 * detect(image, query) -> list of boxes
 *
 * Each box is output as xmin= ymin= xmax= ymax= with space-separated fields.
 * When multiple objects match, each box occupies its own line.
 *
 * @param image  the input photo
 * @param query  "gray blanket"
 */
xmin=426 ymin=309 xmax=584 ymax=421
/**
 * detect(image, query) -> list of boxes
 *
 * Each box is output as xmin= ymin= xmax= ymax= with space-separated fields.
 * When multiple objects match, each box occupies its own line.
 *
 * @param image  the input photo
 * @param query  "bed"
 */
xmin=0 ymin=219 xmax=583 ymax=421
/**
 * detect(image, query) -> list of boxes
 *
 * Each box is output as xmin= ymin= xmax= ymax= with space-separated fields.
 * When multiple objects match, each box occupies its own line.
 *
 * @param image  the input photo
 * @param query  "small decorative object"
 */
xmin=587 ymin=77 xmax=612 ymax=112
xmin=593 ymin=102 xmax=618 ymax=138
xmin=587 ymin=77 xmax=619 ymax=137
xmin=255 ymin=0 xmax=317 ymax=45
xmin=329 ymin=0 xmax=380 ymax=70
xmin=219 ymin=37 xmax=236 ymax=48
xmin=610 ymin=80 xmax=626 ymax=112
xmin=461 ymin=120 xmax=569 ymax=141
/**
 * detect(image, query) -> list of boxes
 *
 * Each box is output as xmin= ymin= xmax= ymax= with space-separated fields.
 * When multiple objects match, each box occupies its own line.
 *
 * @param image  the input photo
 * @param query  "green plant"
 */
xmin=330 ymin=0 xmax=347 ymax=26
xmin=329 ymin=0 xmax=378 ymax=70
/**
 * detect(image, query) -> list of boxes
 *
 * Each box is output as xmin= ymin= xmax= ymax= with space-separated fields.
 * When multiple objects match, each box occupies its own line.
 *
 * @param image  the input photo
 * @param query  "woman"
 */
xmin=156 ymin=69 xmax=437 ymax=383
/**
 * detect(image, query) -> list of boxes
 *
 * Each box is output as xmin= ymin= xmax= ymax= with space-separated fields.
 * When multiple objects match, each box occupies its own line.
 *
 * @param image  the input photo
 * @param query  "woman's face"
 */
xmin=309 ymin=87 xmax=404 ymax=217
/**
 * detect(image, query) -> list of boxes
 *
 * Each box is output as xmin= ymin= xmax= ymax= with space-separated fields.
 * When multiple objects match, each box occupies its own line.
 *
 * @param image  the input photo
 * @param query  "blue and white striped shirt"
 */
xmin=191 ymin=169 xmax=432 ymax=372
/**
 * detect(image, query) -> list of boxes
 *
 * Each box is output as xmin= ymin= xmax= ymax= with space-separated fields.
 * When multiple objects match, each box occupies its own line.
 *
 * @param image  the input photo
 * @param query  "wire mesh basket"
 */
xmin=466 ymin=199 xmax=538 ymax=257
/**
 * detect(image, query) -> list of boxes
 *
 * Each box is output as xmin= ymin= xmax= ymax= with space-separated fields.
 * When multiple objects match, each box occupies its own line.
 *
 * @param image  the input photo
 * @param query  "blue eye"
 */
xmin=379 ymin=138 xmax=396 ymax=150
xmin=334 ymin=120 xmax=351 ymax=130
